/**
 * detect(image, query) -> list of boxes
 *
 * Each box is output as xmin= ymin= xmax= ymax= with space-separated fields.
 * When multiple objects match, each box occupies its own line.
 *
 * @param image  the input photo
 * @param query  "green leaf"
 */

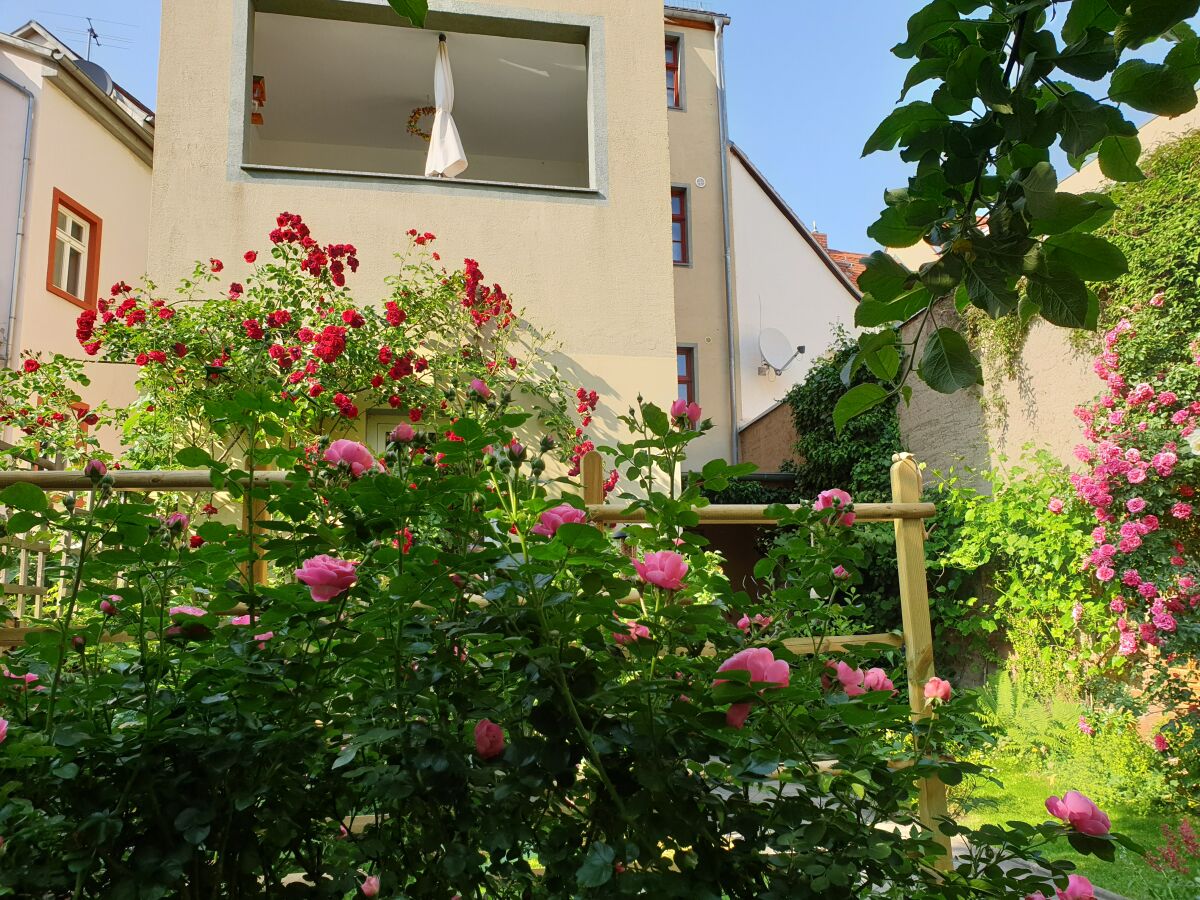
xmin=1029 ymin=193 xmax=1110 ymax=235
xmin=1063 ymin=0 xmax=1121 ymax=44
xmin=642 ymin=403 xmax=670 ymax=437
xmin=1115 ymin=0 xmax=1200 ymax=49
xmin=862 ymin=102 xmax=947 ymax=155
xmin=867 ymin=206 xmax=930 ymax=248
xmin=1108 ymin=60 xmax=1198 ymax=116
xmin=1018 ymin=162 xmax=1059 ymax=219
xmin=918 ymin=328 xmax=982 ymax=393
xmin=1165 ymin=35 xmax=1200 ymax=83
xmin=946 ymin=46 xmax=989 ymax=100
xmin=962 ymin=261 xmax=1019 ymax=318
xmin=855 ymin=286 xmax=932 ymax=328
xmin=1027 ymin=267 xmax=1090 ymax=327
xmin=175 ymin=446 xmax=213 ymax=467
xmin=893 ymin=1 xmax=960 ymax=58
xmin=858 ymin=252 xmax=914 ymax=303
xmin=899 ymin=58 xmax=950 ymax=100
xmin=833 ymin=384 xmax=890 ymax=434
xmin=0 ymin=482 xmax=48 ymax=512
xmin=1056 ymin=92 xmax=1117 ymax=157
xmin=385 ymin=0 xmax=429 ymax=26
xmin=576 ymin=842 xmax=615 ymax=888
xmin=1053 ymin=29 xmax=1118 ymax=80
xmin=1043 ymin=234 xmax=1129 ymax=280
xmin=1097 ymin=133 xmax=1145 ymax=181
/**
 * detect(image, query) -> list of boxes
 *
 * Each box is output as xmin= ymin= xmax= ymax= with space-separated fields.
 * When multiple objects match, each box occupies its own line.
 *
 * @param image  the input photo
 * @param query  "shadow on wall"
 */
xmin=896 ymin=299 xmax=993 ymax=492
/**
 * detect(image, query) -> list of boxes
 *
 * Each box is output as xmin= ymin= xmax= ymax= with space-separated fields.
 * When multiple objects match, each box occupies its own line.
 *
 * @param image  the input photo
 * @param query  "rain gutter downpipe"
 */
xmin=0 ymin=71 xmax=33 ymax=371
xmin=714 ymin=18 xmax=739 ymax=464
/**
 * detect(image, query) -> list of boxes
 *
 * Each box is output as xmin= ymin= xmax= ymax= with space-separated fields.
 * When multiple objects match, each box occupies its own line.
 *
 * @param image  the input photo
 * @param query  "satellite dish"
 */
xmin=759 ymin=327 xmax=803 ymax=376
xmin=74 ymin=59 xmax=115 ymax=96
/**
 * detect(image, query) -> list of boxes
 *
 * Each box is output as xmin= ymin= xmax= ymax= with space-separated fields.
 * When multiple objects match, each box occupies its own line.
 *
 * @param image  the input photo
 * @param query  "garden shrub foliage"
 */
xmin=0 ymin=217 xmax=1133 ymax=897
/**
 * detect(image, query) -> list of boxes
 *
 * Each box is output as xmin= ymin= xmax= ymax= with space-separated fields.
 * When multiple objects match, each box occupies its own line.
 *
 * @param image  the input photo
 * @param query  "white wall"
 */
xmin=729 ymin=150 xmax=858 ymax=426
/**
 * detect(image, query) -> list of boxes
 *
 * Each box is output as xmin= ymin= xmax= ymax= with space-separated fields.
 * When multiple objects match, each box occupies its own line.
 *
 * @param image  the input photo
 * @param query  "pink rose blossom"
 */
xmin=1171 ymin=502 xmax=1193 ymax=519
xmin=100 ymin=595 xmax=120 ymax=616
xmin=832 ymin=661 xmax=866 ymax=697
xmin=323 ymin=439 xmax=380 ymax=477
xmin=924 ymin=677 xmax=952 ymax=703
xmin=1045 ymin=791 xmax=1111 ymax=835
xmin=1059 ymin=874 xmax=1096 ymax=899
xmin=1048 ymin=498 xmax=1064 ymax=514
xmin=295 ymin=554 xmax=358 ymax=602
xmin=862 ymin=667 xmax=895 ymax=694
xmin=169 ymin=605 xmax=207 ymax=617
xmin=360 ymin=875 xmax=380 ymax=897
xmin=813 ymin=489 xmax=855 ymax=526
xmin=1154 ymin=733 xmax=1169 ymax=752
xmin=832 ymin=565 xmax=850 ymax=579
xmin=531 ymin=504 xmax=588 ymax=537
xmin=165 ymin=512 xmax=190 ymax=532
xmin=83 ymin=459 xmax=107 ymax=479
xmin=1126 ymin=497 xmax=1146 ymax=514
xmin=632 ymin=550 xmax=688 ymax=590
xmin=1077 ymin=717 xmax=1094 ymax=737
xmin=474 ymin=718 xmax=505 ymax=760
xmin=0 ymin=717 xmax=7 ymax=743
xmin=469 ymin=378 xmax=492 ymax=399
xmin=715 ymin=647 xmax=790 ymax=728
xmin=389 ymin=422 xmax=415 ymax=443
xmin=1096 ymin=565 xmax=1115 ymax=582
xmin=613 ymin=621 xmax=650 ymax=645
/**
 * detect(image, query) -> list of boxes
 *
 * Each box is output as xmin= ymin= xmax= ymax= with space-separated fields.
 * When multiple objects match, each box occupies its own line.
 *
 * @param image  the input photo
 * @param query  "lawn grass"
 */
xmin=951 ymin=758 xmax=1195 ymax=899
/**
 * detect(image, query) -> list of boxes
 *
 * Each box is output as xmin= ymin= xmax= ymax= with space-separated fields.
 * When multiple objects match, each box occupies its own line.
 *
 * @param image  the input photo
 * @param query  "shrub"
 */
xmin=0 ymin=218 xmax=1130 ymax=897
xmin=783 ymin=334 xmax=901 ymax=504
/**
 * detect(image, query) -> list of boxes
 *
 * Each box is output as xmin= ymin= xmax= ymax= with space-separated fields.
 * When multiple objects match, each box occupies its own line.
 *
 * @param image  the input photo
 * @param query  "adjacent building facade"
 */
xmin=0 ymin=22 xmax=152 ymax=443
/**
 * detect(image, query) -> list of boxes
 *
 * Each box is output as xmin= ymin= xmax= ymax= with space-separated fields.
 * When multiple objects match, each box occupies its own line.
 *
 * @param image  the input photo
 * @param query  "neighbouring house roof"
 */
xmin=728 ymin=142 xmax=862 ymax=303
xmin=1 ymin=21 xmax=153 ymax=164
xmin=664 ymin=5 xmax=731 ymax=26
xmin=810 ymin=233 xmax=868 ymax=287
xmin=9 ymin=21 xmax=154 ymax=124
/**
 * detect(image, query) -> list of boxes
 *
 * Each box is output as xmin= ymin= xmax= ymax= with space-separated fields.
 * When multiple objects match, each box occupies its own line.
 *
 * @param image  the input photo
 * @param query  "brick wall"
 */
xmin=738 ymin=403 xmax=800 ymax=472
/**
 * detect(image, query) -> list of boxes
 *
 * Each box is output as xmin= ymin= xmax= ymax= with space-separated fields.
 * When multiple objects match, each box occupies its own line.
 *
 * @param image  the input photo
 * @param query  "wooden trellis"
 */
xmin=0 ymin=451 xmax=952 ymax=865
xmin=581 ymin=449 xmax=951 ymax=865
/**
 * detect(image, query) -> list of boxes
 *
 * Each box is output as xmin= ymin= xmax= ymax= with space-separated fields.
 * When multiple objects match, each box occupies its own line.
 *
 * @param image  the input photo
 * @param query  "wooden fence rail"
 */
xmin=0 ymin=450 xmax=951 ymax=866
xmin=580 ymin=449 xmax=951 ymax=866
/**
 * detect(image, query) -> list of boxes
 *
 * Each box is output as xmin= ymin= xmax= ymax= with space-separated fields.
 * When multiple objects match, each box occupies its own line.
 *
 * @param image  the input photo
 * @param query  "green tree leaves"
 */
xmin=919 ymin=328 xmax=982 ymax=393
xmin=844 ymin=0 xmax=1200 ymax=427
xmin=386 ymin=0 xmax=428 ymax=26
xmin=1109 ymin=59 xmax=1199 ymax=115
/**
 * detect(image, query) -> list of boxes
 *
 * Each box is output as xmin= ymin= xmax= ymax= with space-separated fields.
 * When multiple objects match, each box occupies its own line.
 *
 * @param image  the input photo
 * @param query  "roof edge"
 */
xmin=664 ymin=6 xmax=731 ymax=25
xmin=728 ymin=142 xmax=862 ymax=303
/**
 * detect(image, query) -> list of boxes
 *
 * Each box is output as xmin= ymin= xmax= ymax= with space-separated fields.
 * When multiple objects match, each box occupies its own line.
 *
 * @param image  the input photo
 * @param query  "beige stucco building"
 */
xmin=0 ymin=22 xmax=153 ymax=449
xmin=144 ymin=0 xmax=861 ymax=471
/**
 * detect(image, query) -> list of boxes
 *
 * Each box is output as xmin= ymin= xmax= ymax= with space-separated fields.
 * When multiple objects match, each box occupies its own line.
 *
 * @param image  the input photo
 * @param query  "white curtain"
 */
xmin=425 ymin=37 xmax=468 ymax=178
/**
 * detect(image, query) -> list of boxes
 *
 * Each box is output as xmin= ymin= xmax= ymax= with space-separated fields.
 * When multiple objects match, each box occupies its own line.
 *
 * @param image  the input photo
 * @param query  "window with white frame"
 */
xmin=53 ymin=209 xmax=89 ymax=298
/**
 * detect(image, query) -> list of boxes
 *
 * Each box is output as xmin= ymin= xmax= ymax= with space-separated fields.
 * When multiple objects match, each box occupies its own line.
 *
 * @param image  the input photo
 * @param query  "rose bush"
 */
xmin=74 ymin=213 xmax=598 ymax=479
xmin=0 ymin=220 xmax=1133 ymax=897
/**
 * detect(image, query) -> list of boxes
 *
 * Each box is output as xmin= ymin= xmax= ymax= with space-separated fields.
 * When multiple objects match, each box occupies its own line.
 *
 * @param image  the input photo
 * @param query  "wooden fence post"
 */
xmin=890 ymin=452 xmax=952 ymax=869
xmin=582 ymin=450 xmax=605 ymax=506
xmin=241 ymin=474 xmax=270 ymax=588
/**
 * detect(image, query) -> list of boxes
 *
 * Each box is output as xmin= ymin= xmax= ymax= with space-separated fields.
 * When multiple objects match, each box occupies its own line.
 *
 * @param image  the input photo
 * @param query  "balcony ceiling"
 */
xmin=253 ymin=13 xmax=588 ymax=162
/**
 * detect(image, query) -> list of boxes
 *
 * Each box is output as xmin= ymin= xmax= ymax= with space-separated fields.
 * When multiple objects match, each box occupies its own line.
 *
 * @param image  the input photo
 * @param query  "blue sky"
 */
xmin=5 ymin=2 xmax=1186 ymax=253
